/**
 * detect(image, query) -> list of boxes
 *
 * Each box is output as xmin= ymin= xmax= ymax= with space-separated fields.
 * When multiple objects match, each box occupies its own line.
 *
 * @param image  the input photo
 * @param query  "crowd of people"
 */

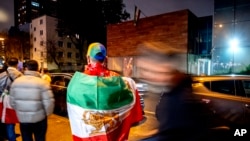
xmin=0 ymin=41 xmax=238 ymax=141
xmin=0 ymin=58 xmax=54 ymax=141
xmin=0 ymin=42 xmax=143 ymax=141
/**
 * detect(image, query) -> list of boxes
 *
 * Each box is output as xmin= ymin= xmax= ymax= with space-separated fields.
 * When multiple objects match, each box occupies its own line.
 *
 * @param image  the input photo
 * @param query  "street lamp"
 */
xmin=229 ymin=38 xmax=239 ymax=73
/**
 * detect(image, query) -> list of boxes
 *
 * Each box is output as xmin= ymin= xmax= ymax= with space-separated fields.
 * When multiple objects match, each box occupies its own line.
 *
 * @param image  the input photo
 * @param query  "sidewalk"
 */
xmin=15 ymin=114 xmax=72 ymax=141
xmin=15 ymin=113 xmax=158 ymax=141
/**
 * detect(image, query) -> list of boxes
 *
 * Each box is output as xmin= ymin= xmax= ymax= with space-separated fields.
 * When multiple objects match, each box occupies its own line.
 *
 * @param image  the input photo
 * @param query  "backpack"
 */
xmin=0 ymin=71 xmax=13 ymax=96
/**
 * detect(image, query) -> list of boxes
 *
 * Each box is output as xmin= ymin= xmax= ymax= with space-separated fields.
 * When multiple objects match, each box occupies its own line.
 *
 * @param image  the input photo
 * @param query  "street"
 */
xmin=14 ymin=92 xmax=161 ymax=141
xmin=128 ymin=92 xmax=161 ymax=140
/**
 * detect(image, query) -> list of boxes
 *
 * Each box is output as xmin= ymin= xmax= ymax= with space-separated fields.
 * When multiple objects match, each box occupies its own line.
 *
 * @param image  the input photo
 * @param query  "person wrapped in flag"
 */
xmin=67 ymin=42 xmax=143 ymax=141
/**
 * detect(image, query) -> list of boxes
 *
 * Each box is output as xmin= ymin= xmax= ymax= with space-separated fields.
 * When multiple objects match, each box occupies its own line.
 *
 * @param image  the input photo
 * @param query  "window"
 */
xmin=242 ymin=80 xmax=250 ymax=97
xmin=34 ymin=37 xmax=36 ymax=42
xmin=34 ymin=48 xmax=36 ymax=51
xmin=31 ymin=1 xmax=39 ymax=7
xmin=52 ymin=76 xmax=65 ymax=86
xmin=67 ymin=52 xmax=72 ymax=58
xmin=210 ymin=80 xmax=235 ymax=96
xmin=40 ymin=41 xmax=43 ymax=46
xmin=40 ymin=19 xmax=43 ymax=24
xmin=41 ymin=51 xmax=43 ymax=57
xmin=34 ymin=27 xmax=36 ymax=31
xmin=76 ymin=53 xmax=79 ymax=58
xmin=58 ymin=41 xmax=63 ymax=47
xmin=52 ymin=76 xmax=70 ymax=87
xmin=40 ymin=30 xmax=43 ymax=35
xmin=67 ymin=42 xmax=71 ymax=48
xmin=203 ymin=81 xmax=211 ymax=90
xmin=58 ymin=52 xmax=63 ymax=57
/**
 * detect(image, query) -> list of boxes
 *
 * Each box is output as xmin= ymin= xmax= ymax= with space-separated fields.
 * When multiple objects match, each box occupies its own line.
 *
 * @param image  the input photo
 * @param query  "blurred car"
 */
xmin=50 ymin=73 xmax=145 ymax=117
xmin=192 ymin=75 xmax=250 ymax=127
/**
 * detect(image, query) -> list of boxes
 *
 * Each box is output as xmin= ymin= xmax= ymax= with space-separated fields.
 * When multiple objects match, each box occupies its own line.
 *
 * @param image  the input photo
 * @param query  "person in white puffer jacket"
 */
xmin=9 ymin=60 xmax=55 ymax=141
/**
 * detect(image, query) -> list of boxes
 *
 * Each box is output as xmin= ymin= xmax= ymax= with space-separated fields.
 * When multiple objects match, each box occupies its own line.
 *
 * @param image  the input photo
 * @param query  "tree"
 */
xmin=1 ymin=27 xmax=30 ymax=61
xmin=56 ymin=0 xmax=130 ymax=66
xmin=45 ymin=39 xmax=61 ymax=70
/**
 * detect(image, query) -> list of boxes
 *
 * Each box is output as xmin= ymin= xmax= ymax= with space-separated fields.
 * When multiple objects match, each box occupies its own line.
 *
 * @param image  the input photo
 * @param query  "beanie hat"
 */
xmin=87 ymin=42 xmax=106 ymax=61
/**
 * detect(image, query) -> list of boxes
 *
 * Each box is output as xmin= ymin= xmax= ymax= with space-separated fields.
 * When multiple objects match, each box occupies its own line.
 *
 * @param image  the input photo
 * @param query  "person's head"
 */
xmin=86 ymin=42 xmax=107 ymax=65
xmin=7 ymin=57 xmax=19 ymax=68
xmin=25 ymin=60 xmax=39 ymax=71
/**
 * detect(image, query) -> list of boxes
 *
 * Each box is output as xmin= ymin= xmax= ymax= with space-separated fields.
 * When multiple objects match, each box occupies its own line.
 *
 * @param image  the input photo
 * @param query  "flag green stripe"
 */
xmin=67 ymin=72 xmax=133 ymax=110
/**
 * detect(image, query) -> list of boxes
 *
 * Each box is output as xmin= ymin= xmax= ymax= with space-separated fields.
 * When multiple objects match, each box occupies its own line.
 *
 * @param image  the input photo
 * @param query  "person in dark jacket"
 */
xmin=136 ymin=41 xmax=220 ymax=141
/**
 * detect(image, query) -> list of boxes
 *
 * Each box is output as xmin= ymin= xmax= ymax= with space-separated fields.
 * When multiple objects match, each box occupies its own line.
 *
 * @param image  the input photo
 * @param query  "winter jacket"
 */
xmin=9 ymin=70 xmax=55 ymax=123
xmin=7 ymin=67 xmax=23 ymax=81
xmin=0 ymin=67 xmax=23 ymax=92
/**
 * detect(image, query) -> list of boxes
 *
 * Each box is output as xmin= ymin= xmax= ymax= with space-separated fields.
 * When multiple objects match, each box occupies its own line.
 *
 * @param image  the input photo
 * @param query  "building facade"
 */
xmin=14 ymin=0 xmax=57 ymax=26
xmin=212 ymin=0 xmax=250 ymax=74
xmin=107 ymin=10 xmax=203 ymax=76
xmin=30 ymin=15 xmax=80 ymax=71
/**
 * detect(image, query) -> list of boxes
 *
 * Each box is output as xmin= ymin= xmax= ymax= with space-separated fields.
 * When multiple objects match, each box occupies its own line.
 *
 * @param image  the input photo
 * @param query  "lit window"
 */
xmin=31 ymin=2 xmax=40 ymax=7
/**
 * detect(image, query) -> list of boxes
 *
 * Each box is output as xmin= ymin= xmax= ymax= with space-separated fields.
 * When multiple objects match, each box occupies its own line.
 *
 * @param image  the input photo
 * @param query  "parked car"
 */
xmin=50 ymin=73 xmax=145 ymax=117
xmin=50 ymin=73 xmax=73 ymax=117
xmin=191 ymin=75 xmax=250 ymax=128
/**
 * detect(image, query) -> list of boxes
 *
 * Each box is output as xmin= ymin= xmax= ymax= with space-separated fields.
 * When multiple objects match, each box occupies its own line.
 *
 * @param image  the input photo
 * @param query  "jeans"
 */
xmin=6 ymin=124 xmax=16 ymax=141
xmin=20 ymin=117 xmax=47 ymax=141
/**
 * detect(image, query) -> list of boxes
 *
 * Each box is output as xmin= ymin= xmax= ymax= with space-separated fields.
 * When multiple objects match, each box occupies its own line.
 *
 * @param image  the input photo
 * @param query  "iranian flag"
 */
xmin=67 ymin=72 xmax=142 ymax=141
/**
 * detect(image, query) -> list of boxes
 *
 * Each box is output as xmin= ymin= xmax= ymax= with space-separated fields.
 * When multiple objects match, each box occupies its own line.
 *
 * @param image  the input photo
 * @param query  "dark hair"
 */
xmin=0 ymin=63 xmax=8 ymax=73
xmin=7 ymin=57 xmax=19 ymax=67
xmin=25 ymin=60 xmax=39 ymax=71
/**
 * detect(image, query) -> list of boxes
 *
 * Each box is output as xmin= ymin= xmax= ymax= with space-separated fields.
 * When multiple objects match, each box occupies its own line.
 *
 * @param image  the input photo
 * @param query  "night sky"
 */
xmin=124 ymin=0 xmax=214 ymax=20
xmin=0 ymin=0 xmax=214 ymax=31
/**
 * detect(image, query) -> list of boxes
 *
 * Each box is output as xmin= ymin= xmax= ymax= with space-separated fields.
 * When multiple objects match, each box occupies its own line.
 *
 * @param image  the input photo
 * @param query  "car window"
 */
xmin=210 ymin=80 xmax=235 ymax=96
xmin=51 ymin=76 xmax=66 ymax=86
xmin=242 ymin=80 xmax=250 ymax=97
xmin=203 ymin=81 xmax=210 ymax=90
xmin=51 ymin=76 xmax=71 ymax=87
xmin=235 ymin=80 xmax=246 ymax=97
xmin=64 ymin=78 xmax=70 ymax=86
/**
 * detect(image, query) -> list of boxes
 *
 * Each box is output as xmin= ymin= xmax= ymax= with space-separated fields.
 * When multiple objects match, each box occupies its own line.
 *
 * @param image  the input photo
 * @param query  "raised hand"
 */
xmin=123 ymin=57 xmax=133 ymax=77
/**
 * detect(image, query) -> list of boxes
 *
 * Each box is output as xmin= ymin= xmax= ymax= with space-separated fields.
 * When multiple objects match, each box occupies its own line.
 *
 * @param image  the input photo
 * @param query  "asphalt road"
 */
xmin=127 ymin=92 xmax=161 ymax=140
